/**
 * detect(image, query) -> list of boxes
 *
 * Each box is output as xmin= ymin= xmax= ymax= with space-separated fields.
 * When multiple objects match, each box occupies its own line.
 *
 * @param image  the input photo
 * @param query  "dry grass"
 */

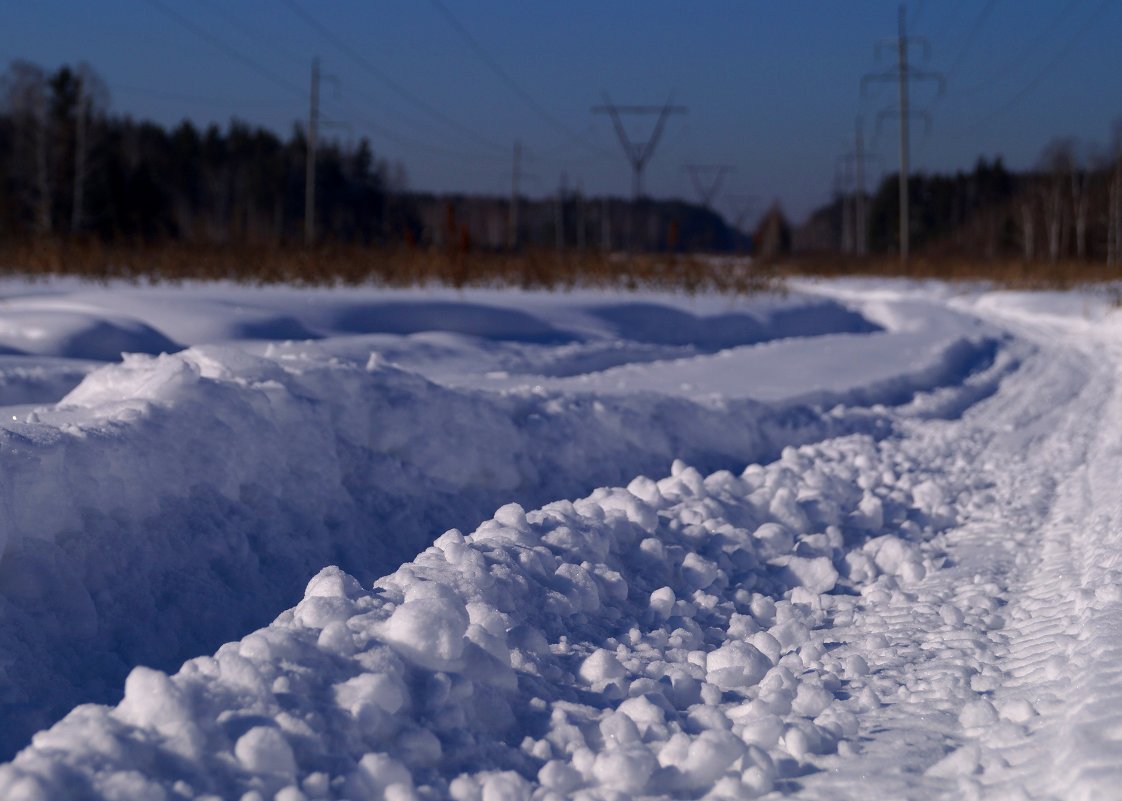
xmin=779 ymin=253 xmax=1122 ymax=290
xmin=0 ymin=240 xmax=780 ymax=295
xmin=7 ymin=241 xmax=1116 ymax=296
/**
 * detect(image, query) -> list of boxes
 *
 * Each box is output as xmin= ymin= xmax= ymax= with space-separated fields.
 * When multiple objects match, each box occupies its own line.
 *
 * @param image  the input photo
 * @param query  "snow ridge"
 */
xmin=0 ymin=345 xmax=886 ymax=759
xmin=0 ymin=433 xmax=951 ymax=801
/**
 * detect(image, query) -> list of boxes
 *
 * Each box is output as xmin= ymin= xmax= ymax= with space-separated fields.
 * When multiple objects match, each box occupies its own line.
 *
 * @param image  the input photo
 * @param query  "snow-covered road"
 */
xmin=0 ymin=278 xmax=1120 ymax=799
xmin=777 ymin=295 xmax=1122 ymax=799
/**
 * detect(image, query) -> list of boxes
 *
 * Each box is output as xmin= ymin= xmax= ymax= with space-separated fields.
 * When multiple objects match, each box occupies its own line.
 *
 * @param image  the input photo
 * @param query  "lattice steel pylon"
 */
xmin=592 ymin=95 xmax=687 ymax=201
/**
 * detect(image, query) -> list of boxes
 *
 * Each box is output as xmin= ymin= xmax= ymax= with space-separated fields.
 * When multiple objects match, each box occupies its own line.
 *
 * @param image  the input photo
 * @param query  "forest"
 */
xmin=5 ymin=58 xmax=1121 ymax=277
xmin=0 ymin=60 xmax=750 ymax=258
xmin=0 ymin=60 xmax=410 ymax=246
xmin=800 ymin=137 xmax=1122 ymax=267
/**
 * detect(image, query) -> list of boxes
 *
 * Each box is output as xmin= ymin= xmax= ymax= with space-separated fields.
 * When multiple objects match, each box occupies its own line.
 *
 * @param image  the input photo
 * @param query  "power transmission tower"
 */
xmin=304 ymin=57 xmax=343 ymax=246
xmin=684 ymin=164 xmax=734 ymax=208
xmin=862 ymin=5 xmax=945 ymax=264
xmin=592 ymin=96 xmax=687 ymax=200
xmin=852 ymin=117 xmax=866 ymax=256
xmin=592 ymin=95 xmax=686 ymax=250
xmin=305 ymin=57 xmax=320 ymax=246
xmin=838 ymin=117 xmax=880 ymax=256
xmin=724 ymin=194 xmax=758 ymax=254
xmin=725 ymin=194 xmax=758 ymax=232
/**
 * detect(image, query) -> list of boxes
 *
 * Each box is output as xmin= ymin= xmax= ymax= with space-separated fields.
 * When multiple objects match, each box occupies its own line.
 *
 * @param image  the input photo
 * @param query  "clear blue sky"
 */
xmin=2 ymin=0 xmax=1119 ymax=224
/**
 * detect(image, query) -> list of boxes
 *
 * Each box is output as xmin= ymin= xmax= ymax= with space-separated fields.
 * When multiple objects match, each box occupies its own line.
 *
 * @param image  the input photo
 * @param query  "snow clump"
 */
xmin=0 ymin=433 xmax=948 ymax=799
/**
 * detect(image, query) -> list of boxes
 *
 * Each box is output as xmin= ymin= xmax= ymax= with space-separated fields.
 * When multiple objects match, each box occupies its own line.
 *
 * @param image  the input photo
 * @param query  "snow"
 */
xmin=0 ymin=274 xmax=1121 ymax=798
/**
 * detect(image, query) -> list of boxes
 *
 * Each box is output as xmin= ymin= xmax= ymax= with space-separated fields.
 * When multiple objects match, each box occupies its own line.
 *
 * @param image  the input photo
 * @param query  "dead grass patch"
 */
xmin=0 ymin=241 xmax=780 ymax=295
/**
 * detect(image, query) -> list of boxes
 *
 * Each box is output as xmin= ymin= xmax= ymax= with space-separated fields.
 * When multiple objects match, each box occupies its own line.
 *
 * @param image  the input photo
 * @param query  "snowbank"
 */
xmin=0 ymin=344 xmax=882 ymax=759
xmin=0 ymin=279 xmax=1019 ymax=769
xmin=0 ymin=432 xmax=953 ymax=800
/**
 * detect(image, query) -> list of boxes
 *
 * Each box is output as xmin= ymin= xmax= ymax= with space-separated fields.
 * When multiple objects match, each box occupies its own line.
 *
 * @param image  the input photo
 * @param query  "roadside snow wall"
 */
xmin=0 ymin=433 xmax=951 ymax=800
xmin=0 ymin=345 xmax=882 ymax=758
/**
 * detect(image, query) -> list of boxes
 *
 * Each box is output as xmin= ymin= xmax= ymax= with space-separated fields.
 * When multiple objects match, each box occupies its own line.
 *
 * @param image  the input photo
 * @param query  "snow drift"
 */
xmin=0 ymin=432 xmax=953 ymax=800
xmin=0 ymin=279 xmax=1016 ymax=779
xmin=0 ymin=343 xmax=882 ymax=759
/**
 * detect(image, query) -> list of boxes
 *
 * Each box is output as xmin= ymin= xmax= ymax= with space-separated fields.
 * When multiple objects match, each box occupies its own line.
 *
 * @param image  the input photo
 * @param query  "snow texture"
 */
xmin=3 ymin=277 xmax=1120 ymax=799
xmin=0 ymin=432 xmax=948 ymax=800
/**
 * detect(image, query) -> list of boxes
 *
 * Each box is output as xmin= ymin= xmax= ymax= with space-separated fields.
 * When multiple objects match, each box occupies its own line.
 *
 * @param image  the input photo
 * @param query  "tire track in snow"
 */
xmin=789 ymin=311 xmax=1110 ymax=799
xmin=975 ymin=332 xmax=1122 ymax=800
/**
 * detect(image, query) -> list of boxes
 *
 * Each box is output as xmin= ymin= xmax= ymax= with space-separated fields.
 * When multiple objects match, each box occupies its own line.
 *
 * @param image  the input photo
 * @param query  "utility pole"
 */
xmin=838 ymin=118 xmax=879 ymax=256
xmin=305 ymin=57 xmax=320 ymax=247
xmin=592 ymin=95 xmax=686 ymax=250
xmin=862 ymin=6 xmax=944 ymax=264
xmin=508 ymin=140 xmax=521 ymax=250
xmin=684 ymin=164 xmax=734 ymax=209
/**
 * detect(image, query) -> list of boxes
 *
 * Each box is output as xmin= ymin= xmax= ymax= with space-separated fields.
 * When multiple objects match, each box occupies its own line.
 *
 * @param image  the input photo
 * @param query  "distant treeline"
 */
xmin=796 ymin=134 xmax=1122 ymax=266
xmin=0 ymin=60 xmax=747 ymax=255
xmin=0 ymin=60 xmax=410 ymax=246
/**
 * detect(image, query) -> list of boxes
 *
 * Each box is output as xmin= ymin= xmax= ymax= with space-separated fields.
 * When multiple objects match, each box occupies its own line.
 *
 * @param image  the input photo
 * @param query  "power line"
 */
xmin=110 ymin=82 xmax=289 ymax=111
xmin=952 ymin=0 xmax=1083 ymax=97
xmin=524 ymin=125 xmax=616 ymax=164
xmin=426 ymin=0 xmax=611 ymax=157
xmin=318 ymin=97 xmax=508 ymax=163
xmin=168 ymin=0 xmax=518 ymax=160
xmin=141 ymin=0 xmax=304 ymax=99
xmin=190 ymin=0 xmax=503 ymax=159
xmin=910 ymin=0 xmax=996 ymax=169
xmin=910 ymin=0 xmax=927 ymax=30
xmin=280 ymin=0 xmax=508 ymax=154
xmin=941 ymin=0 xmax=999 ymax=84
xmin=194 ymin=0 xmax=307 ymax=68
xmin=111 ymin=79 xmax=496 ymax=167
xmin=927 ymin=0 xmax=971 ymax=44
xmin=947 ymin=0 xmax=1110 ymax=141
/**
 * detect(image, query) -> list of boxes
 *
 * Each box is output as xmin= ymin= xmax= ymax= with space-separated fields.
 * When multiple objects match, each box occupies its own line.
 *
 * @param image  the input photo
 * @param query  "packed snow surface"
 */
xmin=0 ymin=276 xmax=1120 ymax=799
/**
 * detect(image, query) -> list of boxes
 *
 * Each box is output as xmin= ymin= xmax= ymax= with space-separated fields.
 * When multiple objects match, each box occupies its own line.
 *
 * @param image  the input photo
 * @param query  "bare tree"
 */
xmin=1020 ymin=193 xmax=1036 ymax=262
xmin=1108 ymin=122 xmax=1122 ymax=268
xmin=1071 ymin=168 xmax=1088 ymax=260
xmin=1039 ymin=139 xmax=1079 ymax=263
xmin=69 ymin=63 xmax=109 ymax=234
xmin=2 ymin=61 xmax=52 ymax=235
xmin=1112 ymin=164 xmax=1122 ymax=269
